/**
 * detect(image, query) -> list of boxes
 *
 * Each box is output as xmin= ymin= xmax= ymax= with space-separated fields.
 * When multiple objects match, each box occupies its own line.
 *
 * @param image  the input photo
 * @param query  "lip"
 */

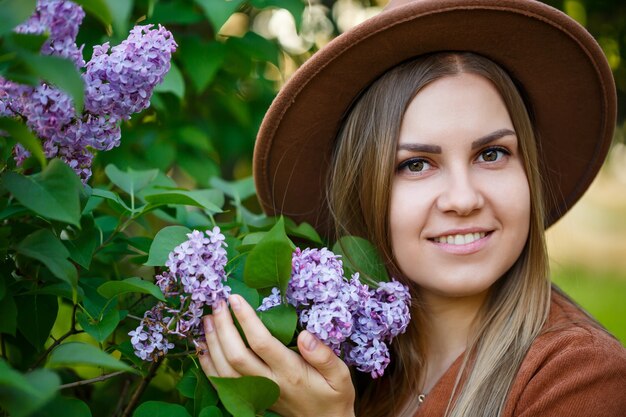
xmin=427 ymin=229 xmax=493 ymax=255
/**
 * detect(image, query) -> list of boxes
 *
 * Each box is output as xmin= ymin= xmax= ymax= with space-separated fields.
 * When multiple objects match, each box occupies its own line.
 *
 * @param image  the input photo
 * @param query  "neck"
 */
xmin=419 ymin=290 xmax=488 ymax=392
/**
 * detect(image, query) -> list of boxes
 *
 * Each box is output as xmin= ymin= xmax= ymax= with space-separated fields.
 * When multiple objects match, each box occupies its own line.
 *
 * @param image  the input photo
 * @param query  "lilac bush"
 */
xmin=1 ymin=0 xmax=177 ymax=182
xmin=130 ymin=228 xmax=231 ymax=361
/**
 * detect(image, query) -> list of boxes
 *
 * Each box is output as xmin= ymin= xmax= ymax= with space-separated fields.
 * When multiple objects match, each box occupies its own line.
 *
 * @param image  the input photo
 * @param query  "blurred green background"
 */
xmin=79 ymin=0 xmax=626 ymax=344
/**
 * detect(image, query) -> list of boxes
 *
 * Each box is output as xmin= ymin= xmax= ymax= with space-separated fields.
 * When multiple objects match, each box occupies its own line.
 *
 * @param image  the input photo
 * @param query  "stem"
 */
xmin=120 ymin=358 xmax=162 ymax=417
xmin=59 ymin=371 xmax=126 ymax=389
xmin=94 ymin=216 xmax=134 ymax=255
xmin=114 ymin=378 xmax=132 ymax=417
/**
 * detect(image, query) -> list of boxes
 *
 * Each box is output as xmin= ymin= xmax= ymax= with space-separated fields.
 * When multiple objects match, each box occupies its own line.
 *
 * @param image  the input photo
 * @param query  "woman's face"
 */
xmin=389 ymin=73 xmax=530 ymax=304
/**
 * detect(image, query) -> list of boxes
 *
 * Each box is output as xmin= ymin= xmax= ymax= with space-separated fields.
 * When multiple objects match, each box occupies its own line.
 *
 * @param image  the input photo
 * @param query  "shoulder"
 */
xmin=504 ymin=290 xmax=626 ymax=417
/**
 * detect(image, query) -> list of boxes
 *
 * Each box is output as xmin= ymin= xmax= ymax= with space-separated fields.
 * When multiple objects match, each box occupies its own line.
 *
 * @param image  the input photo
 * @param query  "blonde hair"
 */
xmin=328 ymin=52 xmax=551 ymax=417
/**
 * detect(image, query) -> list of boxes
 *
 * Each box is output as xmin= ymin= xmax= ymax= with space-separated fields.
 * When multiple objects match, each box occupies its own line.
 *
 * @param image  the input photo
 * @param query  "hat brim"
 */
xmin=253 ymin=0 xmax=616 ymax=238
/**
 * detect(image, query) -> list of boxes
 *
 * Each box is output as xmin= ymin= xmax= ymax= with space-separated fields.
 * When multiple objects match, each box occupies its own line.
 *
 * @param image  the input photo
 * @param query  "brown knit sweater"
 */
xmin=414 ymin=291 xmax=626 ymax=417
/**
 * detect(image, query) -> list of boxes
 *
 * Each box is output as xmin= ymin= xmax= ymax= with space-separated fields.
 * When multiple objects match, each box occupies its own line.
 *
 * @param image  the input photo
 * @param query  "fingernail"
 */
xmin=213 ymin=301 xmax=223 ymax=313
xmin=304 ymin=332 xmax=318 ymax=351
xmin=204 ymin=316 xmax=214 ymax=333
xmin=230 ymin=295 xmax=241 ymax=311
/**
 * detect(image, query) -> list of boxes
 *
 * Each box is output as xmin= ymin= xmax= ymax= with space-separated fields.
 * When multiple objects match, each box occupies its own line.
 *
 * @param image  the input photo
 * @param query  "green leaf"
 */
xmin=16 ymin=294 xmax=58 ymax=350
xmin=104 ymin=0 xmax=132 ymax=36
xmin=0 ymin=0 xmax=36 ymax=35
xmin=194 ymin=0 xmax=245 ymax=34
xmin=47 ymin=342 xmax=137 ymax=373
xmin=0 ymin=117 xmax=46 ymax=167
xmin=31 ymin=282 xmax=85 ymax=302
xmin=176 ymin=368 xmax=197 ymax=399
xmin=32 ymin=395 xmax=92 ymax=417
xmin=149 ymin=0 xmax=202 ymax=25
xmin=178 ymin=38 xmax=225 ymax=93
xmin=20 ymin=53 xmax=85 ymax=113
xmin=287 ymin=221 xmax=322 ymax=245
xmin=14 ymin=229 xmax=78 ymax=290
xmin=226 ymin=278 xmax=259 ymax=309
xmin=145 ymin=225 xmax=191 ymax=266
xmin=73 ymin=0 xmax=113 ymax=27
xmin=228 ymin=32 xmax=280 ymax=67
xmin=258 ymin=304 xmax=297 ymax=345
xmin=332 ymin=236 xmax=390 ymax=286
xmin=64 ymin=216 xmax=99 ymax=269
xmin=209 ymin=176 xmax=255 ymax=203
xmin=76 ymin=308 xmax=120 ymax=343
xmin=4 ymin=32 xmax=47 ymax=54
xmin=105 ymin=165 xmax=159 ymax=199
xmin=250 ymin=0 xmax=305 ymax=31
xmin=154 ymin=61 xmax=185 ymax=98
xmin=243 ymin=217 xmax=294 ymax=294
xmin=209 ymin=376 xmax=279 ymax=417
xmin=0 ymin=292 xmax=17 ymax=336
xmin=193 ymin=368 xmax=218 ymax=415
xmin=2 ymin=159 xmax=82 ymax=226
xmin=143 ymin=189 xmax=224 ymax=213
xmin=90 ymin=188 xmax=133 ymax=213
xmin=97 ymin=277 xmax=166 ymax=302
xmin=198 ymin=406 xmax=222 ymax=417
xmin=132 ymin=401 xmax=192 ymax=417
xmin=0 ymin=360 xmax=60 ymax=417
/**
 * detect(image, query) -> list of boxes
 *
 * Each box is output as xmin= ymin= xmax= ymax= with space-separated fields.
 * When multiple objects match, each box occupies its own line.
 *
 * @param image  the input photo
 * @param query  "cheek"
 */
xmin=388 ymin=183 xmax=430 ymax=254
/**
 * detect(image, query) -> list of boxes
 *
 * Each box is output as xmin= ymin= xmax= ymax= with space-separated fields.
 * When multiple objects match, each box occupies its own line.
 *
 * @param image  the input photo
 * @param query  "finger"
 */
xmin=203 ymin=314 xmax=241 ymax=377
xmin=211 ymin=299 xmax=270 ymax=377
xmin=297 ymin=330 xmax=353 ymax=392
xmin=195 ymin=340 xmax=218 ymax=377
xmin=228 ymin=294 xmax=301 ymax=373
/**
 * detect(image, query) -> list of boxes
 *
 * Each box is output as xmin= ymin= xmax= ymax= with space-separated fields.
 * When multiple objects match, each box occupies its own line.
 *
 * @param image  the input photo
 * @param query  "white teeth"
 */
xmin=434 ymin=232 xmax=486 ymax=245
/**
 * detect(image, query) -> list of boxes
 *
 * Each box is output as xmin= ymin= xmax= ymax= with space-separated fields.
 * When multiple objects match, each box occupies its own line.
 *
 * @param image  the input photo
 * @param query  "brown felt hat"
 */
xmin=253 ymin=0 xmax=616 ymax=238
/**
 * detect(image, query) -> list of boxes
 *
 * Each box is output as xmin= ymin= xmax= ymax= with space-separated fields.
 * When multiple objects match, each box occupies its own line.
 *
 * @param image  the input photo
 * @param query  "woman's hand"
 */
xmin=197 ymin=294 xmax=356 ymax=417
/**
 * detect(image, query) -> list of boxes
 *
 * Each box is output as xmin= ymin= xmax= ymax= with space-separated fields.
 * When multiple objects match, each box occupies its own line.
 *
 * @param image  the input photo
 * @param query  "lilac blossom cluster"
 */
xmin=129 ymin=228 xmax=231 ymax=362
xmin=1 ymin=0 xmax=177 ymax=182
xmin=258 ymin=248 xmax=411 ymax=378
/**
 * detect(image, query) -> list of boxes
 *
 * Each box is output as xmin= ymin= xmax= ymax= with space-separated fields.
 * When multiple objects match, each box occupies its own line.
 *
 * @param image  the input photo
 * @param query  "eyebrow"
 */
xmin=397 ymin=143 xmax=442 ymax=153
xmin=471 ymin=128 xmax=516 ymax=149
xmin=397 ymin=128 xmax=516 ymax=154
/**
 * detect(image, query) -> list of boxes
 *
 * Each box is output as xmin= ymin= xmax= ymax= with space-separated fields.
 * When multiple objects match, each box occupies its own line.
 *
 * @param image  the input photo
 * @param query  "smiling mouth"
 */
xmin=430 ymin=232 xmax=490 ymax=245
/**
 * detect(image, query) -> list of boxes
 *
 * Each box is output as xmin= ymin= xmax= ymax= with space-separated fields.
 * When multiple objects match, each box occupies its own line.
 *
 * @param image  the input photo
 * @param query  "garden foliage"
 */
xmin=0 ymin=1 xmax=399 ymax=417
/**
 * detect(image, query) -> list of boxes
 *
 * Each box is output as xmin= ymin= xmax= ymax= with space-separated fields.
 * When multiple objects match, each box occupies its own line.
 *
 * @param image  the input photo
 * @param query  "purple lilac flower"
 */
xmin=344 ymin=332 xmax=390 ymax=379
xmin=287 ymin=247 xmax=344 ymax=307
xmin=258 ymin=287 xmax=282 ymax=312
xmin=15 ymin=0 xmax=86 ymax=68
xmin=337 ymin=273 xmax=370 ymax=312
xmin=129 ymin=304 xmax=175 ymax=361
xmin=131 ymin=227 xmax=231 ymax=361
xmin=5 ymin=1 xmax=177 ymax=182
xmin=373 ymin=280 xmax=411 ymax=338
xmin=83 ymin=24 xmax=177 ymax=120
xmin=300 ymin=299 xmax=353 ymax=355
xmin=351 ymin=279 xmax=411 ymax=342
xmin=166 ymin=228 xmax=231 ymax=305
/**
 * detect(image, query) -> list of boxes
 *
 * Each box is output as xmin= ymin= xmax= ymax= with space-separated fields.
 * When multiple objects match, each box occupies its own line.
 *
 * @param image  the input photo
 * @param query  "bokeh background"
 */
xmin=83 ymin=0 xmax=626 ymax=343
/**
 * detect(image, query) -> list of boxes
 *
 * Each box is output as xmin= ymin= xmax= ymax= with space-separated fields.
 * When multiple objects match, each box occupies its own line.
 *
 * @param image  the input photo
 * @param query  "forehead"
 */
xmin=399 ymin=73 xmax=514 ymax=145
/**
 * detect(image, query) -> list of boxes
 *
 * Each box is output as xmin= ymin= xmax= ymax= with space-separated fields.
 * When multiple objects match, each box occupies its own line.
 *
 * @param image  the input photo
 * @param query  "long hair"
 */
xmin=327 ymin=52 xmax=551 ymax=417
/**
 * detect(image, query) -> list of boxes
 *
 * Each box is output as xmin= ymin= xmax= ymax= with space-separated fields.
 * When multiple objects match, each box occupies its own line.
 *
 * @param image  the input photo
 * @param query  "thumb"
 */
xmin=297 ymin=331 xmax=352 ymax=391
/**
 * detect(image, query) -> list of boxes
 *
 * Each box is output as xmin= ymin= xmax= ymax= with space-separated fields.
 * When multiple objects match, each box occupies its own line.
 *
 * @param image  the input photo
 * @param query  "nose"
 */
xmin=436 ymin=168 xmax=484 ymax=216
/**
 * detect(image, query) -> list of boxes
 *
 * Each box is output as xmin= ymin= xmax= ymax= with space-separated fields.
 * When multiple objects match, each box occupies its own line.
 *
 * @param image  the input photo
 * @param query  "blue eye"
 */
xmin=398 ymin=158 xmax=431 ymax=173
xmin=477 ymin=147 xmax=509 ymax=162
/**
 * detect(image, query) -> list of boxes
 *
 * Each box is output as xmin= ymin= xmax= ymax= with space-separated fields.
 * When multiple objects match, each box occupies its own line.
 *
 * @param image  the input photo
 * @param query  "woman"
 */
xmin=198 ymin=1 xmax=626 ymax=416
